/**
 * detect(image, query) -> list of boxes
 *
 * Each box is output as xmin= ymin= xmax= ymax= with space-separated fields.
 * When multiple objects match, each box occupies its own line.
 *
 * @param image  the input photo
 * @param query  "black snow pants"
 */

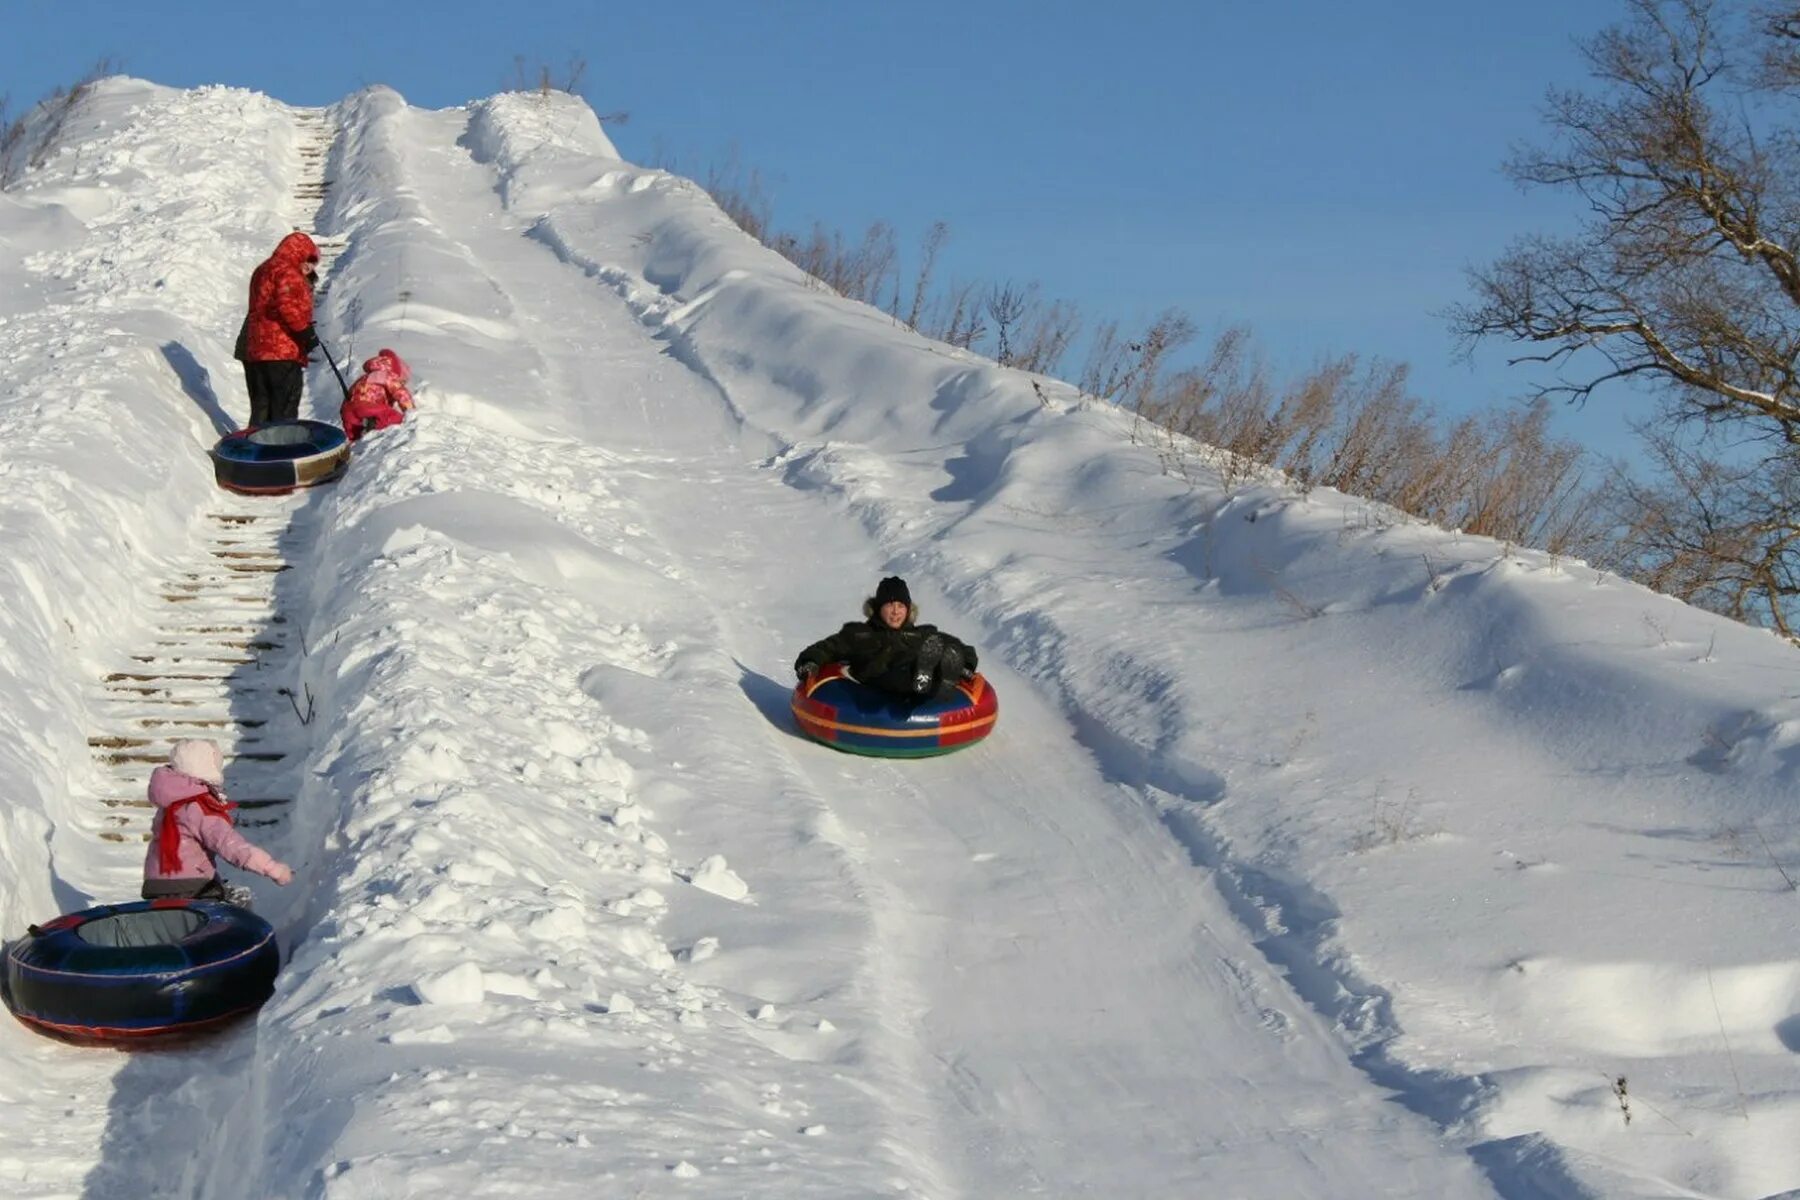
xmin=244 ymin=360 xmax=303 ymax=427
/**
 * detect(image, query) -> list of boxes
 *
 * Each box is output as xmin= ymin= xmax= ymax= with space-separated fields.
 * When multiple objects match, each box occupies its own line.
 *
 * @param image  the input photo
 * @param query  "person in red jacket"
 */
xmin=240 ymin=231 xmax=320 ymax=427
xmin=341 ymin=348 xmax=415 ymax=443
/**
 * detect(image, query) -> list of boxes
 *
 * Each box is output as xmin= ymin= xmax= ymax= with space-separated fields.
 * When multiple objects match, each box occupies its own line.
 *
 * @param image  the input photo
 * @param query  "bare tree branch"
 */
xmin=1454 ymin=0 xmax=1800 ymax=628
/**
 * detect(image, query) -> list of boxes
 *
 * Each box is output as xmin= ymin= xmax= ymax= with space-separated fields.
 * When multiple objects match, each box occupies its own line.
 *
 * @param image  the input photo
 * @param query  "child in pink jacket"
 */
xmin=141 ymin=740 xmax=292 ymax=907
xmin=340 ymin=348 xmax=414 ymax=444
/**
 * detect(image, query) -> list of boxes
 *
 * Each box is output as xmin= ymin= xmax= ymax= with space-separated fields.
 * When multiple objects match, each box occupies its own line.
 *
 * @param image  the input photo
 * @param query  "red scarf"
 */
xmin=157 ymin=787 xmax=238 ymax=875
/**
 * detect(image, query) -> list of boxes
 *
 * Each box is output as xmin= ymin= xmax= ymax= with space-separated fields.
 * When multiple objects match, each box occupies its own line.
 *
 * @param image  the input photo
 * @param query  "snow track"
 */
xmin=290 ymin=98 xmax=1495 ymax=1197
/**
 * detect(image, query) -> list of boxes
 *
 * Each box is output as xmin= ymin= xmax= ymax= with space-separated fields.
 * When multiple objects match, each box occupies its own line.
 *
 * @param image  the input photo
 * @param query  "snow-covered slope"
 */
xmin=2 ymin=78 xmax=1799 ymax=1200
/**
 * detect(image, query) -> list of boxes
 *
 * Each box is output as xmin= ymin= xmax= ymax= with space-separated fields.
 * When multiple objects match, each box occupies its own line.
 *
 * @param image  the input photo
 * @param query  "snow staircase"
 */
xmin=84 ymin=108 xmax=341 ymax=851
xmin=88 ymin=503 xmax=313 ymax=843
xmin=296 ymin=109 xmax=347 ymax=295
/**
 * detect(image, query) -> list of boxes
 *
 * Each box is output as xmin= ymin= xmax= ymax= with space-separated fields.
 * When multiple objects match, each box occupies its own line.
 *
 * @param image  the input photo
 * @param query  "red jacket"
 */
xmin=341 ymin=349 xmax=414 ymax=443
xmin=245 ymin=232 xmax=318 ymax=363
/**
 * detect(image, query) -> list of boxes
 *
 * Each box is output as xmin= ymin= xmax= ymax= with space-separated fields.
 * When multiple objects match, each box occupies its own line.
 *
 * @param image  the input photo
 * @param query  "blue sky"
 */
xmin=4 ymin=0 xmax=1638 ymax=456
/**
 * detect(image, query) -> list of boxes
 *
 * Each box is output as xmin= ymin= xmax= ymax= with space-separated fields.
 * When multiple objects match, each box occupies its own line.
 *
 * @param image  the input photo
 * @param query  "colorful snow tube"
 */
xmin=209 ymin=419 xmax=349 ymax=495
xmin=792 ymin=662 xmax=998 ymax=757
xmin=2 ymin=899 xmax=280 ymax=1046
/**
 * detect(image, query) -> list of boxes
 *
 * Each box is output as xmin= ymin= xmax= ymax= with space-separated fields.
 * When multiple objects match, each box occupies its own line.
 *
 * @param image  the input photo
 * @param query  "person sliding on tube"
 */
xmin=794 ymin=576 xmax=978 ymax=701
xmin=141 ymin=740 xmax=293 ymax=909
xmin=239 ymin=231 xmax=321 ymax=428
xmin=340 ymin=348 xmax=414 ymax=443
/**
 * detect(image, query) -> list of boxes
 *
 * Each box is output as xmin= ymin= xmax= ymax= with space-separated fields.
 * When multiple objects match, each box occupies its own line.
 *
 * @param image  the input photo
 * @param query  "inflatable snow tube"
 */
xmin=2 ymin=899 xmax=280 ymax=1046
xmin=209 ymin=419 xmax=349 ymax=495
xmin=792 ymin=662 xmax=998 ymax=757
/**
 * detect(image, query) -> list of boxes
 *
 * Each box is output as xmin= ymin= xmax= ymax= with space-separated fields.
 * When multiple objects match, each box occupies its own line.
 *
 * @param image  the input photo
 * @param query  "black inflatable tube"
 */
xmin=3 ymin=899 xmax=280 ymax=1045
xmin=210 ymin=419 xmax=349 ymax=496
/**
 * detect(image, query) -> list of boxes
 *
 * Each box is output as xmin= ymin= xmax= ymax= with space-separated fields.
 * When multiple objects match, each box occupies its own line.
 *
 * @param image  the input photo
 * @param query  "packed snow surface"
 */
xmin=1 ymin=78 xmax=1799 ymax=1199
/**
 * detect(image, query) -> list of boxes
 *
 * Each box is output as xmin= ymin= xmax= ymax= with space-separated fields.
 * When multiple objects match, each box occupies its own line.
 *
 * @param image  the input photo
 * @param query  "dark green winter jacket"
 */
xmin=796 ymin=618 xmax=978 ymax=696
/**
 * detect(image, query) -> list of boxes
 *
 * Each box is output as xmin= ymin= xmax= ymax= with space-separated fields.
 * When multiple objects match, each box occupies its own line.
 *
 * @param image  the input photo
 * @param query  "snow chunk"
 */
xmin=680 ymin=936 xmax=720 ymax=964
xmin=412 ymin=962 xmax=486 ymax=1005
xmin=483 ymin=971 xmax=539 ymax=1000
xmin=687 ymin=854 xmax=749 ymax=902
xmin=528 ymin=906 xmax=586 ymax=942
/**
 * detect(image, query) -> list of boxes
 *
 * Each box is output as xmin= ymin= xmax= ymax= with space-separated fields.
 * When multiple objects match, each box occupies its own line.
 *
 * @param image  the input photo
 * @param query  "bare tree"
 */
xmin=1455 ymin=1 xmax=1800 ymax=434
xmin=986 ymin=282 xmax=1029 ymax=366
xmin=1603 ymin=427 xmax=1800 ymax=633
xmin=1452 ymin=0 xmax=1800 ymax=628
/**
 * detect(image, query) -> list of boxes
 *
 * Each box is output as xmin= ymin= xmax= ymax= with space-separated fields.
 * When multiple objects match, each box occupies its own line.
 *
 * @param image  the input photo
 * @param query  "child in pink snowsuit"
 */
xmin=141 ymin=739 xmax=292 ymax=905
xmin=340 ymin=348 xmax=414 ymax=444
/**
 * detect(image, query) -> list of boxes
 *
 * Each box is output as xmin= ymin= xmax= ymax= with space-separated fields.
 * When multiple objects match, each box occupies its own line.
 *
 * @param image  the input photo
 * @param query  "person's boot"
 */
xmin=912 ymin=634 xmax=944 ymax=695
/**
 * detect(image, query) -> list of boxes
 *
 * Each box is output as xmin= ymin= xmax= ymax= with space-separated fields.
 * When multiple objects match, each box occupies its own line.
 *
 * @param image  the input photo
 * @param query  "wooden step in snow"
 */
xmin=88 ymin=733 xmax=267 ymax=749
xmin=96 ymin=748 xmax=288 ymax=766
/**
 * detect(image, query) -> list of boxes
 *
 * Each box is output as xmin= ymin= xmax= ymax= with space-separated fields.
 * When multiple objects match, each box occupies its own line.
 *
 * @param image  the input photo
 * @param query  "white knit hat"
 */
xmin=168 ymin=739 xmax=225 ymax=786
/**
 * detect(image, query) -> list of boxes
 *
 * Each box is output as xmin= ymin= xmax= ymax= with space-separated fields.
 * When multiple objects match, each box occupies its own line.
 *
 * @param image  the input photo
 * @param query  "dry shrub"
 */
xmin=701 ymin=153 xmax=774 ymax=244
xmin=1597 ymin=430 xmax=1800 ymax=637
xmin=921 ymin=279 xmax=987 ymax=349
xmin=507 ymin=54 xmax=590 ymax=98
xmin=1 ymin=58 xmax=117 ymax=188
xmin=904 ymin=220 xmax=948 ymax=329
xmin=1114 ymin=324 xmax=1607 ymax=553
xmin=691 ymin=152 xmax=1618 ymax=574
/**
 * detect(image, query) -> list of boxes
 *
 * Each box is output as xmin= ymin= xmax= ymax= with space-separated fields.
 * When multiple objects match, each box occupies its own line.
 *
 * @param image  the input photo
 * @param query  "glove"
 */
xmin=296 ymin=326 xmax=319 ymax=353
xmin=796 ymin=661 xmax=818 ymax=681
xmin=267 ymin=862 xmax=294 ymax=886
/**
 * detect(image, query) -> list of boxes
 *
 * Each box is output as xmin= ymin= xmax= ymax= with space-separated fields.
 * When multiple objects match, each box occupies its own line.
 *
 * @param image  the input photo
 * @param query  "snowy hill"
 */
xmin=2 ymin=78 xmax=1800 ymax=1199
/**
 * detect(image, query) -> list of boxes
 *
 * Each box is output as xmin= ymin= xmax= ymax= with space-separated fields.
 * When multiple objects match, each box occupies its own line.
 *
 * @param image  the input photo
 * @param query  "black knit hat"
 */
xmin=874 ymin=576 xmax=911 ymax=607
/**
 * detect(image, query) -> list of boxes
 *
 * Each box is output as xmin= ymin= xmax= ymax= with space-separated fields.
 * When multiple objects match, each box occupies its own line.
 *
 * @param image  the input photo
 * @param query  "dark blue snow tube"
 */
xmin=210 ymin=419 xmax=349 ymax=495
xmin=2 ymin=900 xmax=280 ymax=1045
